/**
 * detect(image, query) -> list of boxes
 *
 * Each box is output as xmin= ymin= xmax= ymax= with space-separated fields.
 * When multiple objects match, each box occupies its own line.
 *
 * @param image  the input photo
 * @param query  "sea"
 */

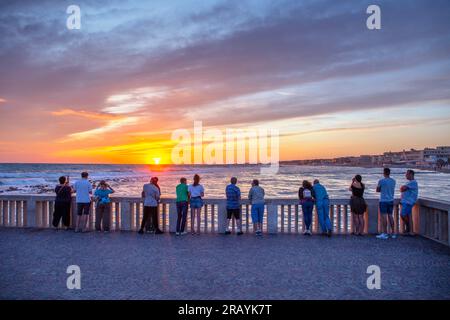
xmin=0 ymin=163 xmax=448 ymax=201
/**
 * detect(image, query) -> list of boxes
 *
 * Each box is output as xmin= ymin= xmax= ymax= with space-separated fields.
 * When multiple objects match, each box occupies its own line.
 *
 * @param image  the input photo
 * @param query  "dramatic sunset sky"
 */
xmin=0 ymin=0 xmax=449 ymax=164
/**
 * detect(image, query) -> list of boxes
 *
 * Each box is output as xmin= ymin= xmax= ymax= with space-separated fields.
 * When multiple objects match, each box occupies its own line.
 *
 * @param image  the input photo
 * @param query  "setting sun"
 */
xmin=153 ymin=157 xmax=161 ymax=165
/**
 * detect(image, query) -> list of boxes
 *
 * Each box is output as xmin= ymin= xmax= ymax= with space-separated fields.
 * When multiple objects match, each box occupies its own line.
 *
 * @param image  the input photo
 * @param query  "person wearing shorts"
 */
xmin=73 ymin=172 xmax=93 ymax=233
xmin=188 ymin=174 xmax=204 ymax=235
xmin=376 ymin=168 xmax=396 ymax=240
xmin=249 ymin=179 xmax=265 ymax=236
xmin=400 ymin=170 xmax=419 ymax=236
xmin=225 ymin=177 xmax=242 ymax=235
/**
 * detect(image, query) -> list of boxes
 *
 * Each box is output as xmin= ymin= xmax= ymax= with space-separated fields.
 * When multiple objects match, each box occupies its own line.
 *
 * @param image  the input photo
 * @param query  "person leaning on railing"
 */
xmin=139 ymin=177 xmax=163 ymax=235
xmin=313 ymin=179 xmax=332 ymax=237
xmin=400 ymin=169 xmax=419 ymax=236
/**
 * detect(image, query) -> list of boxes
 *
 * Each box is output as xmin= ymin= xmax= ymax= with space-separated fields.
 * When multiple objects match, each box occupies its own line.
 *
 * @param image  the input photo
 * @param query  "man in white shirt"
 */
xmin=73 ymin=171 xmax=93 ymax=232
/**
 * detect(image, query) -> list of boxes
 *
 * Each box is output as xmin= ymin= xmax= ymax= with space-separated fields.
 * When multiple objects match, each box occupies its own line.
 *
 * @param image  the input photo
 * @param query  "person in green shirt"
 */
xmin=176 ymin=177 xmax=189 ymax=235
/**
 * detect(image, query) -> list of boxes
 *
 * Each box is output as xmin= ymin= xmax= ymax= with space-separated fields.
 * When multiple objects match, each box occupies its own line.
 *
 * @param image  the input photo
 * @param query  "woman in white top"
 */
xmin=188 ymin=174 xmax=204 ymax=235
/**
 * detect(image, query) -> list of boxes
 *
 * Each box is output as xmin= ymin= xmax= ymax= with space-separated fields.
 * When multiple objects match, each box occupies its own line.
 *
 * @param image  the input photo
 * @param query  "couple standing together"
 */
xmin=139 ymin=174 xmax=205 ymax=235
xmin=298 ymin=180 xmax=333 ymax=236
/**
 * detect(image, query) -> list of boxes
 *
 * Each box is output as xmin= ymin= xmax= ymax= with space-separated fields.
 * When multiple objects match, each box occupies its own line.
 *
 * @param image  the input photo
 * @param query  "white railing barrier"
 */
xmin=0 ymin=195 xmax=448 ymax=245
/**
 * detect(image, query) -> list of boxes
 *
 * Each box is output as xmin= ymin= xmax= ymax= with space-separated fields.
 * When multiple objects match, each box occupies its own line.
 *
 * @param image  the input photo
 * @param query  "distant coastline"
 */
xmin=279 ymin=161 xmax=450 ymax=173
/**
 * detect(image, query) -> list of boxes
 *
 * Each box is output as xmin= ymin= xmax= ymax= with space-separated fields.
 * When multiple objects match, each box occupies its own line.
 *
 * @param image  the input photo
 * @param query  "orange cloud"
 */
xmin=0 ymin=98 xmax=6 ymax=103
xmin=51 ymin=108 xmax=121 ymax=120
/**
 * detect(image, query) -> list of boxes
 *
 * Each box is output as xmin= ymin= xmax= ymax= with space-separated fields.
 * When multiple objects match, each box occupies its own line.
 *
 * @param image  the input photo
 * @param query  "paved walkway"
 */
xmin=0 ymin=228 xmax=449 ymax=300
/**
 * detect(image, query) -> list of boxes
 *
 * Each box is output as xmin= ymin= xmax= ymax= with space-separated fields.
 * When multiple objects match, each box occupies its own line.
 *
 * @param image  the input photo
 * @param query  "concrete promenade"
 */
xmin=0 ymin=228 xmax=449 ymax=300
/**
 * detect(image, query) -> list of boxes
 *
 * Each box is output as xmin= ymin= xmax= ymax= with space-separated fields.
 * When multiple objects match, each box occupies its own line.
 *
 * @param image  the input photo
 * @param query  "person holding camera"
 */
xmin=94 ymin=180 xmax=115 ymax=232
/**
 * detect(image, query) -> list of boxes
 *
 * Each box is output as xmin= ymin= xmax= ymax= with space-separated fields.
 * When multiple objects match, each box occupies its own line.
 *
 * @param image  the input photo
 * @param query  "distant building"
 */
xmin=424 ymin=146 xmax=450 ymax=164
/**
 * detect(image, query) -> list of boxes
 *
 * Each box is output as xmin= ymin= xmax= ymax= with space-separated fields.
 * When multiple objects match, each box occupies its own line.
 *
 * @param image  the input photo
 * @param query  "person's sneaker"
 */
xmin=104 ymin=230 xmax=109 ymax=233
xmin=390 ymin=234 xmax=397 ymax=239
xmin=303 ymin=230 xmax=308 ymax=235
xmin=155 ymin=229 xmax=163 ymax=234
xmin=307 ymin=230 xmax=312 ymax=236
xmin=376 ymin=233 xmax=389 ymax=240
xmin=181 ymin=231 xmax=188 ymax=235
xmin=237 ymin=231 xmax=243 ymax=235
xmin=225 ymin=230 xmax=231 ymax=235
xmin=175 ymin=232 xmax=180 ymax=236
xmin=327 ymin=230 xmax=332 ymax=237
xmin=74 ymin=229 xmax=80 ymax=233
xmin=138 ymin=229 xmax=144 ymax=234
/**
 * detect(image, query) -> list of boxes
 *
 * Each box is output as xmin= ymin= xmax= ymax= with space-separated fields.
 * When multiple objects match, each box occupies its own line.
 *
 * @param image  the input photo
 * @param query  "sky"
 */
xmin=0 ymin=0 xmax=449 ymax=164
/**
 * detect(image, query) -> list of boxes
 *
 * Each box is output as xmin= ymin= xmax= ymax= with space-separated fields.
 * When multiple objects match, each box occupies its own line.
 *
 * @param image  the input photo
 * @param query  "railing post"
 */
xmin=120 ymin=201 xmax=132 ymax=231
xmin=366 ymin=200 xmax=379 ymax=234
xmin=169 ymin=202 xmax=177 ymax=233
xmin=218 ymin=201 xmax=227 ymax=233
xmin=448 ymin=210 xmax=450 ymax=247
xmin=418 ymin=203 xmax=427 ymax=236
xmin=25 ymin=196 xmax=37 ymax=228
xmin=267 ymin=204 xmax=278 ymax=234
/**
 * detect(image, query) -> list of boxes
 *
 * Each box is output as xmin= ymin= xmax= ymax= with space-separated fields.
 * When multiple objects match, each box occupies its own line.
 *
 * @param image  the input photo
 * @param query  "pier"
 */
xmin=0 ymin=195 xmax=449 ymax=299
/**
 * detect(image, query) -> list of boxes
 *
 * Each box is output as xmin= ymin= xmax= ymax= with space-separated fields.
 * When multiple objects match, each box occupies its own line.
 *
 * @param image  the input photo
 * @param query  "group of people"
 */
xmin=52 ymin=168 xmax=419 ymax=238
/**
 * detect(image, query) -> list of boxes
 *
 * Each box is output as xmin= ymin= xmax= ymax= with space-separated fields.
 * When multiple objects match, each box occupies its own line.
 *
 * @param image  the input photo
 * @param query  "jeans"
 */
xmin=251 ymin=203 xmax=264 ymax=223
xmin=176 ymin=201 xmax=188 ymax=233
xmin=302 ymin=201 xmax=314 ymax=230
xmin=316 ymin=199 xmax=332 ymax=233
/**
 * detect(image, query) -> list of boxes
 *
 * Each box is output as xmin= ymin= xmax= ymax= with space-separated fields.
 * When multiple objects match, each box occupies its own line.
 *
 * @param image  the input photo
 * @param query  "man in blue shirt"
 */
xmin=313 ymin=179 xmax=332 ymax=237
xmin=73 ymin=171 xmax=93 ymax=233
xmin=225 ymin=177 xmax=242 ymax=235
xmin=376 ymin=168 xmax=396 ymax=240
xmin=400 ymin=169 xmax=419 ymax=235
